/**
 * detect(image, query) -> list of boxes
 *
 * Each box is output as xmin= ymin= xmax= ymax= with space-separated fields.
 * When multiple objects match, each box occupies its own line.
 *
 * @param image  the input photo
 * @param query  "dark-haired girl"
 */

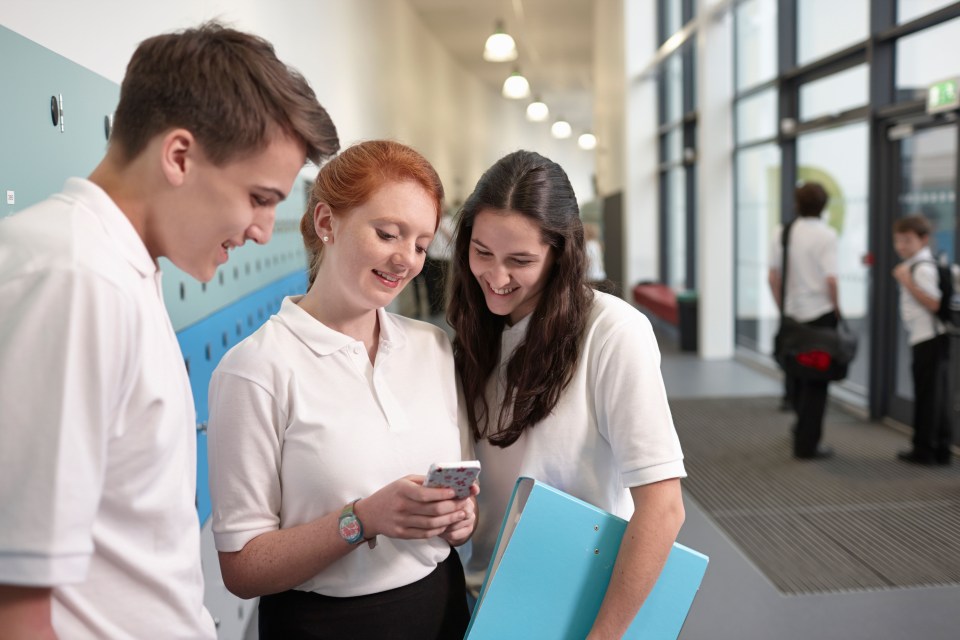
xmin=448 ymin=150 xmax=686 ymax=639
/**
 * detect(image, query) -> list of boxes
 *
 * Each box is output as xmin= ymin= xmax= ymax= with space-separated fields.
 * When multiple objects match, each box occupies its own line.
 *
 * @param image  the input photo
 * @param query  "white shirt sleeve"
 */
xmin=0 ymin=268 xmax=134 ymax=585
xmin=207 ymin=368 xmax=285 ymax=552
xmin=592 ymin=315 xmax=686 ymax=488
xmin=913 ymin=261 xmax=942 ymax=301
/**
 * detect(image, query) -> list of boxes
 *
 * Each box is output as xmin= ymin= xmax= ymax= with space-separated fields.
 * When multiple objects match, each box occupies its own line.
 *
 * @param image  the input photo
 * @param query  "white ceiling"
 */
xmin=406 ymin=0 xmax=595 ymax=131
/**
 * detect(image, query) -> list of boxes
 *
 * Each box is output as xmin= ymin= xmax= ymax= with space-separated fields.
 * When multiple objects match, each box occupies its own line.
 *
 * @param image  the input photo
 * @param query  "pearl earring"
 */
xmin=322 ymin=236 xmax=329 ymax=243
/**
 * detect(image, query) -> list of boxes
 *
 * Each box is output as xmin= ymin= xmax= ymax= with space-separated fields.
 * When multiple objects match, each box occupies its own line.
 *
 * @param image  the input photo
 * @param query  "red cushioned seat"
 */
xmin=632 ymin=283 xmax=678 ymax=325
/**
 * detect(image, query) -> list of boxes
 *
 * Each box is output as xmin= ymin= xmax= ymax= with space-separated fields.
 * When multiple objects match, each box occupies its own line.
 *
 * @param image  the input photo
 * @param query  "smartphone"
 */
xmin=424 ymin=460 xmax=481 ymax=499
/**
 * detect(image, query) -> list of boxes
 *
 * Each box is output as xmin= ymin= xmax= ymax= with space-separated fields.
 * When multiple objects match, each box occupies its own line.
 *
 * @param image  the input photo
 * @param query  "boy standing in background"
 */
xmin=892 ymin=214 xmax=953 ymax=466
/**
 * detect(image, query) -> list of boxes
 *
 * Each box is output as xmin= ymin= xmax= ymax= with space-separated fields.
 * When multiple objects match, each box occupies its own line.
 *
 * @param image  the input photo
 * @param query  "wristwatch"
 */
xmin=338 ymin=499 xmax=365 ymax=545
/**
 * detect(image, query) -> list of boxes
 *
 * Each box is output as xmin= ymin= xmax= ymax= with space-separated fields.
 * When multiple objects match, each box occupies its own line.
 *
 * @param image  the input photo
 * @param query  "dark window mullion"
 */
xmin=778 ymin=0 xmax=798 ymax=224
xmin=659 ymin=170 xmax=669 ymax=283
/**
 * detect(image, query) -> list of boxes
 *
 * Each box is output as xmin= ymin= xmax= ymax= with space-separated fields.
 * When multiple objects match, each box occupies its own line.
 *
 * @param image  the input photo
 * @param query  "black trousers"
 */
xmin=793 ymin=310 xmax=838 ymax=457
xmin=911 ymin=334 xmax=952 ymax=460
xmin=258 ymin=552 xmax=469 ymax=640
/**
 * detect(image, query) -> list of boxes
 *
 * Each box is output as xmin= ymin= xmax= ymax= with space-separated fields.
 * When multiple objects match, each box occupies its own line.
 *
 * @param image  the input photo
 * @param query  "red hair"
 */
xmin=300 ymin=140 xmax=444 ymax=285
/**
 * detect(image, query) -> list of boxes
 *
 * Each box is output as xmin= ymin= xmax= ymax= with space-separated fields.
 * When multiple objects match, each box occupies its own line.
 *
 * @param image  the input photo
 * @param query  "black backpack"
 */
xmin=911 ymin=256 xmax=960 ymax=331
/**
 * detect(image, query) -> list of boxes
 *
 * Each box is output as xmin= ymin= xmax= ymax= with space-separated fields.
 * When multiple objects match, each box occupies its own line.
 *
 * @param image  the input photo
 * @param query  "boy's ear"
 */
xmin=159 ymin=129 xmax=196 ymax=187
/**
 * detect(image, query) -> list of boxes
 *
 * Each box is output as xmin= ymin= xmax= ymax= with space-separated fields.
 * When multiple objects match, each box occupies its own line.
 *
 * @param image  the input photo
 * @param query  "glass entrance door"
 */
xmin=885 ymin=122 xmax=958 ymax=442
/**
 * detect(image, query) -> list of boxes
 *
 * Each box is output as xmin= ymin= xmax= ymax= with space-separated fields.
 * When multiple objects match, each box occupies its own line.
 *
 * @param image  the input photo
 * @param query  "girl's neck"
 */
xmin=298 ymin=281 xmax=380 ymax=358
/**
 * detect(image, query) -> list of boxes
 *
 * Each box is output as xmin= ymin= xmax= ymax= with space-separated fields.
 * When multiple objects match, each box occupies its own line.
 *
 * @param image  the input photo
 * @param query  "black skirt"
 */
xmin=258 ymin=551 xmax=469 ymax=640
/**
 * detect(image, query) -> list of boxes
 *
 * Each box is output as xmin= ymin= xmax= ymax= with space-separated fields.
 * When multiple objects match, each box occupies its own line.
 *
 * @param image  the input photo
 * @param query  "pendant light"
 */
xmin=578 ymin=133 xmax=597 ymax=150
xmin=551 ymin=119 xmax=572 ymax=139
xmin=502 ymin=69 xmax=531 ymax=99
xmin=526 ymin=99 xmax=549 ymax=122
xmin=483 ymin=20 xmax=518 ymax=62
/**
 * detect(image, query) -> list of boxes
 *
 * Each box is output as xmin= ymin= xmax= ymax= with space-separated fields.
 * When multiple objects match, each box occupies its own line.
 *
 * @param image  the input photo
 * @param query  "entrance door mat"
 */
xmin=670 ymin=396 xmax=960 ymax=595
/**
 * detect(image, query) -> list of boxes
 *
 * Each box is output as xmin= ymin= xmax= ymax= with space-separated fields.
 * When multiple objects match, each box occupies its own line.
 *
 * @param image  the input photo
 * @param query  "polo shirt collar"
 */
xmin=906 ymin=245 xmax=934 ymax=265
xmin=64 ymin=177 xmax=156 ymax=278
xmin=277 ymin=296 xmax=407 ymax=357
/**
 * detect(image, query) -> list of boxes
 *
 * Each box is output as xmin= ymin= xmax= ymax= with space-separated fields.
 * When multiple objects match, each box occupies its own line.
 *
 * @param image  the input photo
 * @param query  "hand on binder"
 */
xmin=466 ymin=478 xmax=708 ymax=640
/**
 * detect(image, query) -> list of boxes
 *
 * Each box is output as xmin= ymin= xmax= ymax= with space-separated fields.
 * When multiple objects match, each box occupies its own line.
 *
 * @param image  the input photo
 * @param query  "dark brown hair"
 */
xmin=447 ymin=150 xmax=593 ymax=447
xmin=111 ymin=22 xmax=339 ymax=166
xmin=300 ymin=140 xmax=444 ymax=286
xmin=893 ymin=214 xmax=932 ymax=238
xmin=794 ymin=182 xmax=828 ymax=217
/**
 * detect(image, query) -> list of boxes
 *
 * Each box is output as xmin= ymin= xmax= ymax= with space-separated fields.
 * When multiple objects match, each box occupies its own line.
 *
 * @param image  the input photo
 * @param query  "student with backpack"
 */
xmin=892 ymin=214 xmax=953 ymax=466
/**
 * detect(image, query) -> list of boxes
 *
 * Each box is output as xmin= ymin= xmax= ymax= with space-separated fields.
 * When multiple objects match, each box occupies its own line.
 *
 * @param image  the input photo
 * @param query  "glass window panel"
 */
xmin=735 ymin=144 xmax=781 ymax=352
xmin=799 ymin=64 xmax=869 ymax=121
xmin=898 ymin=126 xmax=957 ymax=262
xmin=662 ymin=52 xmax=683 ymax=124
xmin=667 ymin=167 xmax=687 ymax=289
xmin=736 ymin=89 xmax=778 ymax=145
xmin=796 ymin=122 xmax=871 ymax=398
xmin=797 ymin=0 xmax=868 ymax=65
xmin=898 ymin=0 xmax=957 ymax=24
xmin=896 ymin=17 xmax=960 ymax=102
xmin=735 ymin=0 xmax=777 ymax=91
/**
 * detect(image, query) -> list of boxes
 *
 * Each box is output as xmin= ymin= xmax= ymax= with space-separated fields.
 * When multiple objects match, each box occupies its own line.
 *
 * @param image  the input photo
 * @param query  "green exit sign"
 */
xmin=927 ymin=78 xmax=959 ymax=114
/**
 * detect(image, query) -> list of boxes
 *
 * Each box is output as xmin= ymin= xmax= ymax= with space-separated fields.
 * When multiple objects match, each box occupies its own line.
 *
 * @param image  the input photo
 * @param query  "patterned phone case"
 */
xmin=425 ymin=461 xmax=481 ymax=498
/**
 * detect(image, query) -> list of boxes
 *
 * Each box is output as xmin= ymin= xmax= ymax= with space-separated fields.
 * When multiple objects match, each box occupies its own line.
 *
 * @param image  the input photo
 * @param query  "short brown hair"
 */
xmin=111 ymin=22 xmax=339 ymax=166
xmin=794 ymin=182 xmax=828 ymax=217
xmin=300 ymin=140 xmax=444 ymax=286
xmin=893 ymin=214 xmax=932 ymax=237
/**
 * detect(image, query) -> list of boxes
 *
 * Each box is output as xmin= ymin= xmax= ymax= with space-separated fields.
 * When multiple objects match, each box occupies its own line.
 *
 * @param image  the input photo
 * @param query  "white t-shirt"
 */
xmin=460 ymin=291 xmax=687 ymax=596
xmin=769 ymin=217 xmax=838 ymax=322
xmin=899 ymin=246 xmax=943 ymax=345
xmin=207 ymin=297 xmax=462 ymax=597
xmin=0 ymin=179 xmax=216 ymax=639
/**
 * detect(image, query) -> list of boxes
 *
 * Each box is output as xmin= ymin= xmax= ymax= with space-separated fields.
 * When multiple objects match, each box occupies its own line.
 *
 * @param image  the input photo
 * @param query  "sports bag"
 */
xmin=774 ymin=316 xmax=859 ymax=382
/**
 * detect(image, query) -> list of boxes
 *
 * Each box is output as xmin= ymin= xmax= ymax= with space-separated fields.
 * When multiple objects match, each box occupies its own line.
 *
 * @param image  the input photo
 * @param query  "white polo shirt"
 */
xmin=769 ymin=217 xmax=838 ymax=322
xmin=461 ymin=291 xmax=687 ymax=596
xmin=0 ymin=179 xmax=216 ymax=639
xmin=207 ymin=297 xmax=462 ymax=597
xmin=899 ymin=246 xmax=943 ymax=345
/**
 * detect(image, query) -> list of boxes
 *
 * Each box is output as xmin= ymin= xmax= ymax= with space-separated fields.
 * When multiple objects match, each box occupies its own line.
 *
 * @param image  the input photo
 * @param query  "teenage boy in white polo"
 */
xmin=892 ymin=214 xmax=953 ymax=466
xmin=0 ymin=23 xmax=338 ymax=638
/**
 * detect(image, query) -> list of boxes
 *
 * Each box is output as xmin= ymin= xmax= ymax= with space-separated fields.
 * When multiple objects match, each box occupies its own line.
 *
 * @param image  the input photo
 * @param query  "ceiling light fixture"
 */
xmin=551 ymin=119 xmax=572 ymax=139
xmin=526 ymin=99 xmax=549 ymax=122
xmin=483 ymin=20 xmax=518 ymax=62
xmin=578 ymin=133 xmax=597 ymax=150
xmin=502 ymin=69 xmax=531 ymax=99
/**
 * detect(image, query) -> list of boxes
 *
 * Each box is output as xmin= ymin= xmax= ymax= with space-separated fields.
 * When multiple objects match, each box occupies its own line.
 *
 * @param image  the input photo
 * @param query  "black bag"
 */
xmin=774 ymin=316 xmax=859 ymax=382
xmin=910 ymin=257 xmax=960 ymax=334
xmin=774 ymin=219 xmax=859 ymax=381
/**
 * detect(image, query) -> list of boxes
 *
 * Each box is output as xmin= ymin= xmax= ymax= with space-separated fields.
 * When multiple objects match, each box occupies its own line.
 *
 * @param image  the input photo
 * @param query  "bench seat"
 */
xmin=632 ymin=283 xmax=678 ymax=325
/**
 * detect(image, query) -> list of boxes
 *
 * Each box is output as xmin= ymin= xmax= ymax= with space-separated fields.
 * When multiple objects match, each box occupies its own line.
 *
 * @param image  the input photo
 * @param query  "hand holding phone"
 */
xmin=424 ymin=460 xmax=481 ymax=499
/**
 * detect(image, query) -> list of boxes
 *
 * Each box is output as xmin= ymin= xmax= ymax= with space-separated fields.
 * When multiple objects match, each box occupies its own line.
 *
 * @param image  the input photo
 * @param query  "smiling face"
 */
xmin=469 ymin=208 xmax=555 ymax=325
xmin=320 ymin=180 xmax=437 ymax=315
xmin=155 ymin=131 xmax=306 ymax=282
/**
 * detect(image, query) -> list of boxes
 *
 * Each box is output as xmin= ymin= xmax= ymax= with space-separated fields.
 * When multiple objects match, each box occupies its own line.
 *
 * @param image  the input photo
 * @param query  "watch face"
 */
xmin=339 ymin=515 xmax=362 ymax=543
